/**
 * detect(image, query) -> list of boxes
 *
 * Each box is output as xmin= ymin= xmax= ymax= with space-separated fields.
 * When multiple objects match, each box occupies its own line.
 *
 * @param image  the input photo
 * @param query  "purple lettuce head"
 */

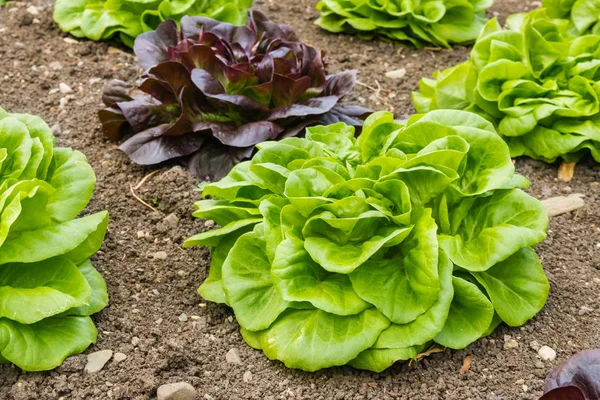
xmin=541 ymin=349 xmax=600 ymax=400
xmin=99 ymin=10 xmax=369 ymax=180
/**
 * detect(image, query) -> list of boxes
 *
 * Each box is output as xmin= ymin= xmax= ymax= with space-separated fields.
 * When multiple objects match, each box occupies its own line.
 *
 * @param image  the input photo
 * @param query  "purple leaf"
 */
xmin=188 ymin=140 xmax=254 ymax=181
xmin=119 ymin=127 xmax=206 ymax=165
xmin=118 ymin=97 xmax=177 ymax=133
xmin=271 ymin=74 xmax=313 ymax=107
xmin=98 ymin=106 xmax=130 ymax=141
xmin=324 ymin=70 xmax=358 ymax=98
xmin=191 ymin=69 xmax=268 ymax=111
xmin=134 ymin=19 xmax=179 ymax=71
xmin=542 ymin=349 xmax=600 ymax=400
xmin=540 ymin=386 xmax=586 ymax=400
xmin=269 ymin=96 xmax=339 ymax=120
xmin=192 ymin=120 xmax=283 ymax=147
xmin=102 ymin=79 xmax=133 ymax=107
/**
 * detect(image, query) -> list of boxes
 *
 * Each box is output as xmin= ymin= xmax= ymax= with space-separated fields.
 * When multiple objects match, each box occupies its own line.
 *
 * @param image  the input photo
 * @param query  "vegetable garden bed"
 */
xmin=0 ymin=0 xmax=599 ymax=399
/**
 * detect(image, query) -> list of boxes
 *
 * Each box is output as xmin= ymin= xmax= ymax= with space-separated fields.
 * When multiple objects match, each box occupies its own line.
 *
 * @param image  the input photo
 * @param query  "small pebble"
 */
xmin=59 ymin=83 xmax=73 ymax=94
xmin=504 ymin=339 xmax=519 ymax=350
xmin=226 ymin=348 xmax=242 ymax=365
xmin=137 ymin=231 xmax=145 ymax=238
xmin=204 ymin=220 xmax=215 ymax=228
xmin=26 ymin=6 xmax=39 ymax=15
xmin=113 ymin=353 xmax=127 ymax=363
xmin=515 ymin=379 xmax=525 ymax=385
xmin=85 ymin=350 xmax=113 ymax=374
xmin=131 ymin=337 xmax=140 ymax=347
xmin=385 ymin=68 xmax=407 ymax=80
xmin=153 ymin=251 xmax=168 ymax=260
xmin=157 ymin=382 xmax=196 ymax=400
xmin=49 ymin=61 xmax=63 ymax=70
xmin=163 ymin=213 xmax=179 ymax=229
xmin=538 ymin=346 xmax=557 ymax=361
xmin=50 ymin=124 xmax=61 ymax=137
xmin=529 ymin=340 xmax=541 ymax=351
xmin=243 ymin=371 xmax=253 ymax=383
xmin=178 ymin=313 xmax=189 ymax=322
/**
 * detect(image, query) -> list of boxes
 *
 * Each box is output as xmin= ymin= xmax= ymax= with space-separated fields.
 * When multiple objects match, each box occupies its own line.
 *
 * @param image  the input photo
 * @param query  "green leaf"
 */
xmin=222 ymin=227 xmax=289 ymax=331
xmin=0 ymin=257 xmax=91 ymax=324
xmin=434 ymin=276 xmax=494 ymax=349
xmin=439 ymin=190 xmax=548 ymax=271
xmin=68 ymin=259 xmax=109 ymax=316
xmin=350 ymin=208 xmax=440 ymax=324
xmin=349 ymin=345 xmax=422 ymax=372
xmin=472 ymin=247 xmax=549 ymax=326
xmin=272 ymin=238 xmax=370 ymax=316
xmin=183 ymin=218 xmax=262 ymax=248
xmin=0 ymin=316 xmax=97 ymax=372
xmin=0 ymin=211 xmax=109 ymax=265
xmin=259 ymin=308 xmax=390 ymax=372
xmin=373 ymin=250 xmax=454 ymax=348
xmin=304 ymin=224 xmax=412 ymax=274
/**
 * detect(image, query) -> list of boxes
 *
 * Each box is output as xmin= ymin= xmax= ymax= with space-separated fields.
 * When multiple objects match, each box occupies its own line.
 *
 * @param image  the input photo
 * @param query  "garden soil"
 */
xmin=1 ymin=1 xmax=599 ymax=399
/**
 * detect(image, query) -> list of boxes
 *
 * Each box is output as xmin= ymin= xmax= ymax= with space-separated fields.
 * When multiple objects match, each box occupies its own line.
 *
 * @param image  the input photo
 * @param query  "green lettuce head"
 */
xmin=413 ymin=9 xmax=600 ymax=163
xmin=0 ymin=108 xmax=109 ymax=371
xmin=543 ymin=0 xmax=600 ymax=35
xmin=314 ymin=0 xmax=493 ymax=48
xmin=184 ymin=110 xmax=550 ymax=372
xmin=53 ymin=0 xmax=252 ymax=47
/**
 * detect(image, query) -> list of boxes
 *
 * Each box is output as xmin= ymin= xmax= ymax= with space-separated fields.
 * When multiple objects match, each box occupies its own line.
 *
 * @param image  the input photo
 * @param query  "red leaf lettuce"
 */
xmin=541 ymin=349 xmax=600 ymax=400
xmin=99 ymin=10 xmax=369 ymax=180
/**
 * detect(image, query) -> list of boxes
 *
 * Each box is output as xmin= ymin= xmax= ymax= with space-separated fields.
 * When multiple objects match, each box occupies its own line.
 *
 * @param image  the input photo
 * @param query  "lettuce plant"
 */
xmin=53 ymin=0 xmax=252 ymax=48
xmin=0 ymin=108 xmax=109 ymax=372
xmin=99 ymin=11 xmax=369 ymax=181
xmin=413 ymin=9 xmax=600 ymax=164
xmin=184 ymin=110 xmax=550 ymax=372
xmin=541 ymin=349 xmax=600 ymax=400
xmin=543 ymin=0 xmax=600 ymax=35
xmin=314 ymin=0 xmax=492 ymax=48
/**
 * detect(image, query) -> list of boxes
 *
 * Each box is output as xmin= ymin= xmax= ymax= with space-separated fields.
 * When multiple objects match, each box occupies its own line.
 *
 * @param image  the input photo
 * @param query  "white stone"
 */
xmin=538 ymin=346 xmax=557 ymax=361
xmin=153 ymin=251 xmax=168 ymax=260
xmin=503 ymin=339 xmax=519 ymax=350
xmin=178 ymin=313 xmax=188 ymax=322
xmin=26 ymin=6 xmax=39 ymax=15
xmin=243 ymin=371 xmax=252 ymax=382
xmin=59 ymin=83 xmax=73 ymax=94
xmin=157 ymin=382 xmax=197 ymax=400
xmin=226 ymin=348 xmax=242 ymax=365
xmin=385 ymin=68 xmax=407 ymax=80
xmin=163 ymin=213 xmax=179 ymax=229
xmin=541 ymin=195 xmax=585 ymax=217
xmin=85 ymin=350 xmax=113 ymax=374
xmin=113 ymin=353 xmax=127 ymax=363
xmin=131 ymin=336 xmax=140 ymax=346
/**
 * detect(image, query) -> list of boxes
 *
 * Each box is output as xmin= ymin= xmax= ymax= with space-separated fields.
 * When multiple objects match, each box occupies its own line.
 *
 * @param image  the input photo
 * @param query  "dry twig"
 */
xmin=129 ymin=170 xmax=161 ymax=211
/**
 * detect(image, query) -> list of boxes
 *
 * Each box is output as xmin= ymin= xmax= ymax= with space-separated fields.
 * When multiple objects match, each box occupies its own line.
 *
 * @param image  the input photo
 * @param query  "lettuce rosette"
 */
xmin=413 ymin=9 xmax=600 ymax=164
xmin=543 ymin=0 xmax=600 ymax=35
xmin=314 ymin=0 xmax=492 ymax=48
xmin=99 ymin=11 xmax=369 ymax=181
xmin=184 ymin=110 xmax=550 ymax=372
xmin=0 ymin=108 xmax=109 ymax=372
xmin=53 ymin=0 xmax=252 ymax=48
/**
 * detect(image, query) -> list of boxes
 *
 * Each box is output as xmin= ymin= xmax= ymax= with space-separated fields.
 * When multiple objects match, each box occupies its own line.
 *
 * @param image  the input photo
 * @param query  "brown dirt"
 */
xmin=1 ymin=1 xmax=599 ymax=399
